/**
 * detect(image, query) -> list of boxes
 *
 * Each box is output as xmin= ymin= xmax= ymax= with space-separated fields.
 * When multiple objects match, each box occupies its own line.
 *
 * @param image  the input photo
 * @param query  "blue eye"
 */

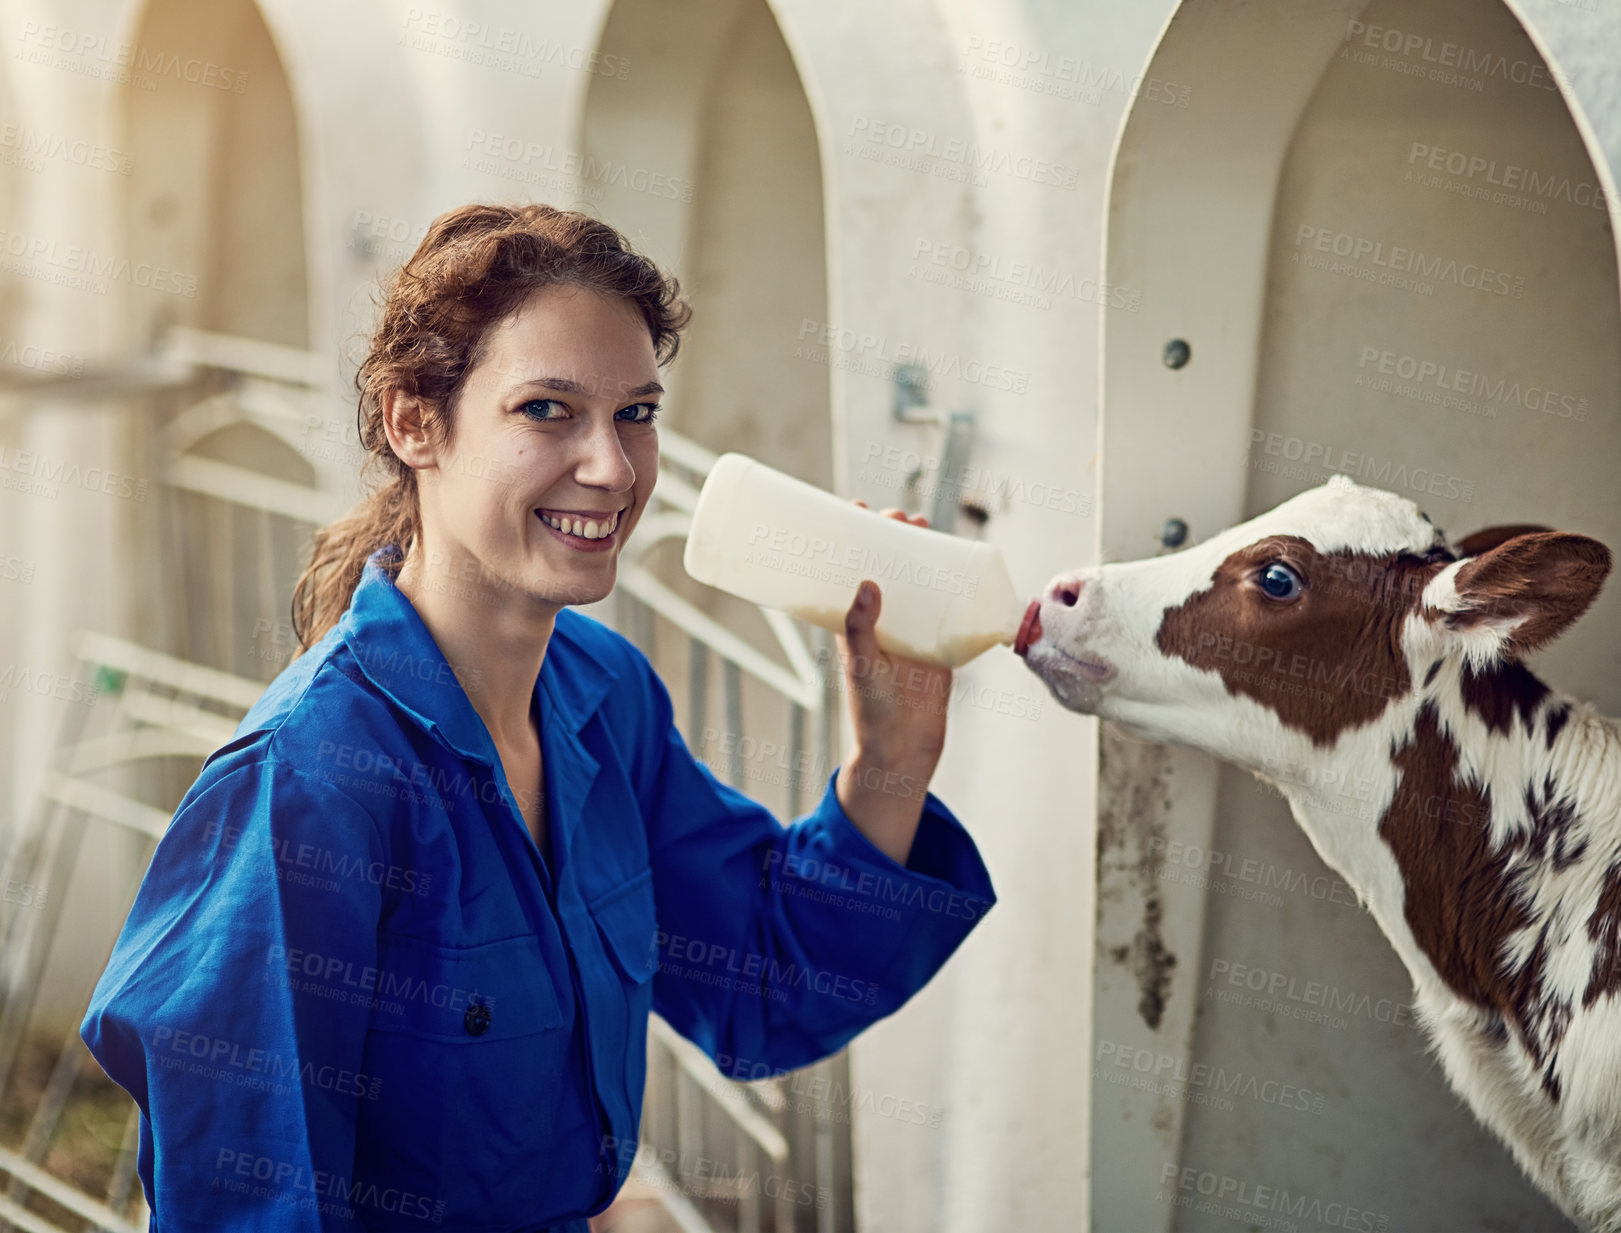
xmin=1258 ymin=563 xmax=1302 ymax=600
xmin=518 ymin=400 xmax=660 ymax=424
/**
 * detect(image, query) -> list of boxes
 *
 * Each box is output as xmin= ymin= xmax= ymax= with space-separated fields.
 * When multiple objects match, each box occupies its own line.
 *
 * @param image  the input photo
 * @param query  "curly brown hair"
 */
xmin=289 ymin=203 xmax=691 ymax=656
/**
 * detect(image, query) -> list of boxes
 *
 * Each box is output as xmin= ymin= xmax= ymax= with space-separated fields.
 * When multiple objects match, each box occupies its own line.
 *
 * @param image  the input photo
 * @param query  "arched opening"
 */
xmin=580 ymin=0 xmax=831 ymax=484
xmin=1096 ymin=0 xmax=1619 ymax=1227
xmin=122 ymin=0 xmax=309 ymax=349
xmin=119 ymin=0 xmax=328 ymax=683
xmin=580 ymin=4 xmax=847 ymax=1230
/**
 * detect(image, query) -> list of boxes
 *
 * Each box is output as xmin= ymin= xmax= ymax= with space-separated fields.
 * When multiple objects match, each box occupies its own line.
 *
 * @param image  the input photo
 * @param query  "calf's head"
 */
xmin=1016 ymin=474 xmax=1612 ymax=787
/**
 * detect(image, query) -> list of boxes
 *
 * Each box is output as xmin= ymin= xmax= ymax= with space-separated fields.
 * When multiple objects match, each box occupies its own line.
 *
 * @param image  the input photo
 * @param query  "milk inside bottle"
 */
xmin=682 ymin=452 xmax=1027 ymax=669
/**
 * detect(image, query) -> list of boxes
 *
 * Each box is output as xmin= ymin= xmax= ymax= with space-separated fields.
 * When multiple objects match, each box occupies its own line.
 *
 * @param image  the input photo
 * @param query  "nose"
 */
xmin=1044 ymin=573 xmax=1085 ymax=607
xmin=575 ymin=417 xmax=639 ymax=489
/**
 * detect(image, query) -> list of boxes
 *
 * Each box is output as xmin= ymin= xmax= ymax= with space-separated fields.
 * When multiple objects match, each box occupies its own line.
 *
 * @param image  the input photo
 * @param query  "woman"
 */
xmin=81 ymin=204 xmax=996 ymax=1232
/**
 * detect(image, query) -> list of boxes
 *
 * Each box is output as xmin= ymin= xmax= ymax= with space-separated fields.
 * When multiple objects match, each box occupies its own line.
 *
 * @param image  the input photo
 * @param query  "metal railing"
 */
xmin=0 ymin=630 xmax=253 ymax=1232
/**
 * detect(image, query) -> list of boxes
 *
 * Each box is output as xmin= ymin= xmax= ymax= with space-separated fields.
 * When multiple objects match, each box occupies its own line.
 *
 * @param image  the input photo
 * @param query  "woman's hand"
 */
xmin=832 ymin=501 xmax=952 ymax=866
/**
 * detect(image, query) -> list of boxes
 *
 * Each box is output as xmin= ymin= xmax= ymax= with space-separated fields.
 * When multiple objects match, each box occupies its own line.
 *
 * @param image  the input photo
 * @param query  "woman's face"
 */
xmin=410 ymin=282 xmax=663 ymax=610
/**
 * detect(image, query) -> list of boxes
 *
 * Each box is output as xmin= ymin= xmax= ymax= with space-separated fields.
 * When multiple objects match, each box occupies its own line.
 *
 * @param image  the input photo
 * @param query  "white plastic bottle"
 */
xmin=682 ymin=452 xmax=1027 ymax=669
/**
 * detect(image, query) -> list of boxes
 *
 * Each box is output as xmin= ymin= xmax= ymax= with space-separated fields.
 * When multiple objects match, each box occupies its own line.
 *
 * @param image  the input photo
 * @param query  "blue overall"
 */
xmin=81 ymin=546 xmax=996 ymax=1231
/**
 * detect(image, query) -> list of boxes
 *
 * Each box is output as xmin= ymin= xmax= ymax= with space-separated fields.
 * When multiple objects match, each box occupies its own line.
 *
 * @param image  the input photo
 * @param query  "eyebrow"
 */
xmin=511 ymin=376 xmax=665 ymax=400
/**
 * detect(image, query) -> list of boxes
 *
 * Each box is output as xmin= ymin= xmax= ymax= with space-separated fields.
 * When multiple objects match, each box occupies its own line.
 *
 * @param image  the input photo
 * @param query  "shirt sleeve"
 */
xmin=80 ymin=757 xmax=386 ymax=1232
xmin=628 ymin=645 xmax=996 ymax=1078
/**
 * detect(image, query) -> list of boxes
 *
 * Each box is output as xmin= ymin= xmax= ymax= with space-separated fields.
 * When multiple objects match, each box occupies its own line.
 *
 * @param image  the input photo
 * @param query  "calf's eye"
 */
xmin=1258 ymin=562 xmax=1302 ymax=600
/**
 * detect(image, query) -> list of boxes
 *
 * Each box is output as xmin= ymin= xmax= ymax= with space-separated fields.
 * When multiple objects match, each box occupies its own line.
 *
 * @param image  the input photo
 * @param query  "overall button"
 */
xmin=464 ymin=1001 xmax=492 ymax=1036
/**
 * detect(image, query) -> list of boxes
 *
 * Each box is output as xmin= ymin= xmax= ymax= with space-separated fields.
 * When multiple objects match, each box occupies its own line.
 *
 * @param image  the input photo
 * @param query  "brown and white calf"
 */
xmin=1014 ymin=473 xmax=1618 ymax=1230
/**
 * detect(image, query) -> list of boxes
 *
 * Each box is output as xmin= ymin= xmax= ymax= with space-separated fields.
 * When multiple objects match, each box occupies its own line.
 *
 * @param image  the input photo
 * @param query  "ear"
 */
xmin=1452 ymin=523 xmax=1553 ymax=557
xmin=1430 ymin=532 xmax=1611 ymax=664
xmin=381 ymin=387 xmax=435 ymax=468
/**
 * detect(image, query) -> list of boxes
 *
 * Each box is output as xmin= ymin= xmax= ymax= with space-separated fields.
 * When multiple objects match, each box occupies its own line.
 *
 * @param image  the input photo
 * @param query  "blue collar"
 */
xmin=337 ymin=546 xmax=620 ymax=770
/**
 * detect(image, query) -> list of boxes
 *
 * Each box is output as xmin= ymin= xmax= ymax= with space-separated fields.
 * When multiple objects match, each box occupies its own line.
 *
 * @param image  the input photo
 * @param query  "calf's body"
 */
xmin=1018 ymin=475 xmax=1619 ymax=1230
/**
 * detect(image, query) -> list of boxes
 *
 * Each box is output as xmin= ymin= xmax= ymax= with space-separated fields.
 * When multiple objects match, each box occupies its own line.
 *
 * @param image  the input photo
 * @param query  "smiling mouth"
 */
xmin=535 ymin=508 xmax=622 ymax=542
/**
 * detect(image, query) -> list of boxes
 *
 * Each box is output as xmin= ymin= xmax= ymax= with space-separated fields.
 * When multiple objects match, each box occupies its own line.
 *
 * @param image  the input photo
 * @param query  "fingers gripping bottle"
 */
xmin=682 ymin=453 xmax=1026 ymax=669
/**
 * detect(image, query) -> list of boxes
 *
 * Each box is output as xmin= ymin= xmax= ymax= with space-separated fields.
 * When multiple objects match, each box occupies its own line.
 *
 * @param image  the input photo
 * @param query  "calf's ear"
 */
xmin=1452 ymin=524 xmax=1552 ymax=557
xmin=1433 ymin=532 xmax=1611 ymax=662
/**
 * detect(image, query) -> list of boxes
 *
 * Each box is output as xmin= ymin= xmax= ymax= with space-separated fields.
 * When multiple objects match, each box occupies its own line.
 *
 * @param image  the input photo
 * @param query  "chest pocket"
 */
xmin=587 ymin=868 xmax=659 ymax=986
xmin=367 ymin=932 xmax=566 ymax=1042
xmin=356 ymin=932 xmax=575 ymax=1212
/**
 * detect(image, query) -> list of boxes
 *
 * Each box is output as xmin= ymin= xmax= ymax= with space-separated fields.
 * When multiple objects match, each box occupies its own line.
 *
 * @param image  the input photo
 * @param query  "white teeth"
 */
xmin=541 ymin=510 xmax=618 ymax=540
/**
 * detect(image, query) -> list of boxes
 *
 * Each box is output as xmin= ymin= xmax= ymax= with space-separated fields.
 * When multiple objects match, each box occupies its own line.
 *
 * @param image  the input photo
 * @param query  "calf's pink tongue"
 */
xmin=1014 ymin=599 xmax=1042 ymax=657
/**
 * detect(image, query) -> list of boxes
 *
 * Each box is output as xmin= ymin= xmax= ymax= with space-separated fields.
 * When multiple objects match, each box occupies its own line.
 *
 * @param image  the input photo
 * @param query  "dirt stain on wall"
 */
xmin=1097 ymin=722 xmax=1177 ymax=1029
